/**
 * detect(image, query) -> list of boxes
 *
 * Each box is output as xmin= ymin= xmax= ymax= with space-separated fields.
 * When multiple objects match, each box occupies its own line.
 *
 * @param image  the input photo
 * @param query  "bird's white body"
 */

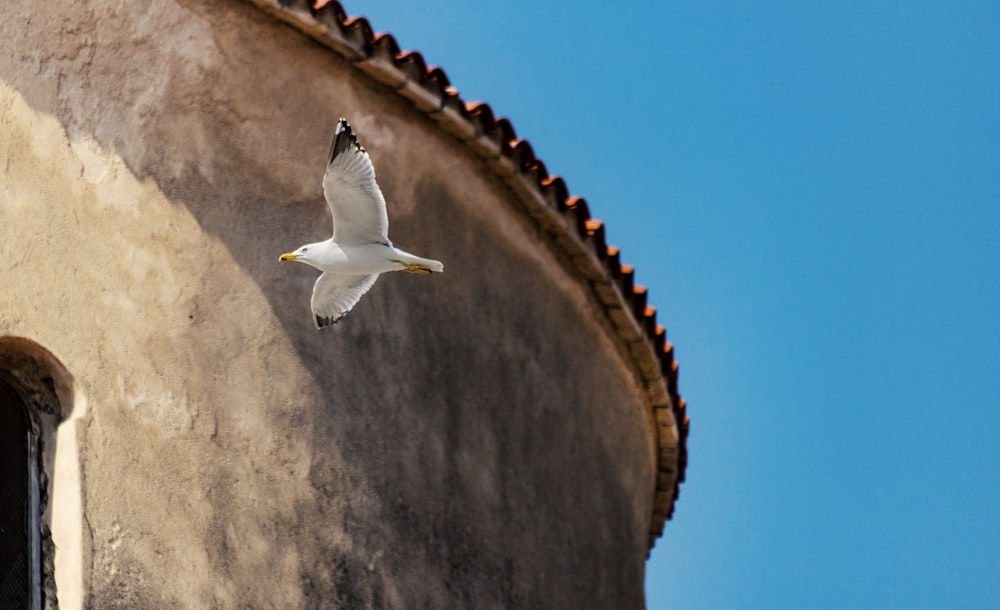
xmin=293 ymin=240 xmax=444 ymax=275
xmin=280 ymin=119 xmax=443 ymax=327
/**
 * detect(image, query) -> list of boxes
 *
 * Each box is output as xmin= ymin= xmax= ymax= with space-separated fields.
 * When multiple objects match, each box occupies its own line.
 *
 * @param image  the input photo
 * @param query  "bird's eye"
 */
xmin=302 ymin=247 xmax=309 ymax=252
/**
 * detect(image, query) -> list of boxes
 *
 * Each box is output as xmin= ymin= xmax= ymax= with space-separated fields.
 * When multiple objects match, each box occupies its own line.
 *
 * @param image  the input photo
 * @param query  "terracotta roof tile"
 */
xmin=245 ymin=0 xmax=689 ymax=551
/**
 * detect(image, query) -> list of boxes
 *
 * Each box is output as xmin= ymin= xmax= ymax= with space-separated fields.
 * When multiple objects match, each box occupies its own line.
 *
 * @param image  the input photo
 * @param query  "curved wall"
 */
xmin=1 ymin=1 xmax=663 ymax=607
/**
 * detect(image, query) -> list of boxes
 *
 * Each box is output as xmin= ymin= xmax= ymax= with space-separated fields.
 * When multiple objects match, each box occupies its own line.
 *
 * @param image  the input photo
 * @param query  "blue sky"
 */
xmin=353 ymin=2 xmax=1000 ymax=607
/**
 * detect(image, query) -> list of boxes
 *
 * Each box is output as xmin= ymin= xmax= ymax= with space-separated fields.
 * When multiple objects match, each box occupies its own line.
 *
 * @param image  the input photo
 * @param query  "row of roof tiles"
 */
xmin=252 ymin=0 xmax=689 ymax=550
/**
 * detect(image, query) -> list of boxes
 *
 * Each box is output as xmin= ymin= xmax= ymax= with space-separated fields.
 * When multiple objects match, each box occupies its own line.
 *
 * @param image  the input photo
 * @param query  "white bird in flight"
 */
xmin=280 ymin=119 xmax=443 ymax=328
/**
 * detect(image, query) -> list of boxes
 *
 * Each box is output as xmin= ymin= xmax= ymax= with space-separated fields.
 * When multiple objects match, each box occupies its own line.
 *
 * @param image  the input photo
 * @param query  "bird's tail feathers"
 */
xmin=394 ymin=253 xmax=444 ymax=273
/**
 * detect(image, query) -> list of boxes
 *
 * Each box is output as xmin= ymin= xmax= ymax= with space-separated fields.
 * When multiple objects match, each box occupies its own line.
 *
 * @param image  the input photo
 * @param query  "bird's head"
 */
xmin=279 ymin=244 xmax=315 ymax=265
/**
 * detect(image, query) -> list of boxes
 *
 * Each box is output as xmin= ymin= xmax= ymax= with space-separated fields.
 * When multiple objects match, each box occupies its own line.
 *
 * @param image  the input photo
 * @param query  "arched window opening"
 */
xmin=0 ymin=377 xmax=40 ymax=609
xmin=0 ymin=336 xmax=71 ymax=610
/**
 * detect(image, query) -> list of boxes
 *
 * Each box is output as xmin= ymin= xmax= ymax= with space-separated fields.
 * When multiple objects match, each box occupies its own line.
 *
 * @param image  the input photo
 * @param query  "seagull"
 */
xmin=280 ymin=119 xmax=443 ymax=328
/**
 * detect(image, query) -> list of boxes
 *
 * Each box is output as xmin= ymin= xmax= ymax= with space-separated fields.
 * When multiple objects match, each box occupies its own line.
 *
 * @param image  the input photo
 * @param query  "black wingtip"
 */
xmin=315 ymin=313 xmax=347 ymax=328
xmin=327 ymin=118 xmax=364 ymax=166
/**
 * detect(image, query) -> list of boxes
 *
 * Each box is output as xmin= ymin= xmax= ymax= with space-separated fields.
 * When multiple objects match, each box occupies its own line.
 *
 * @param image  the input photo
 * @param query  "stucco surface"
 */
xmin=1 ymin=1 xmax=658 ymax=608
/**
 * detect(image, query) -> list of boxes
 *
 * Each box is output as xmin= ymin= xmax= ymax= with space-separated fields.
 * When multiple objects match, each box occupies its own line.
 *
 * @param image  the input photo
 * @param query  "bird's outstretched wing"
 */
xmin=311 ymin=272 xmax=381 ymax=328
xmin=322 ymin=119 xmax=390 ymax=245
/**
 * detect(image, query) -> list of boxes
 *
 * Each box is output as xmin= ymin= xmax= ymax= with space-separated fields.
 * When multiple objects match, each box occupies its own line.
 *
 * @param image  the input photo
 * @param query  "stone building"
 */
xmin=0 ymin=1 xmax=688 ymax=608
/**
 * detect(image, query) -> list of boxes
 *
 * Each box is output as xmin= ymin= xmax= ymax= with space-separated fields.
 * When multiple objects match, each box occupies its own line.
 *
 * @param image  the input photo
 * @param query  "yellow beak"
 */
xmin=279 ymin=252 xmax=299 ymax=262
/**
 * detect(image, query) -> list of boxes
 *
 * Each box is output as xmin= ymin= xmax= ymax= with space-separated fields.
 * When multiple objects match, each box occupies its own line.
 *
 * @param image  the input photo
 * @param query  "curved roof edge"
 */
xmin=243 ymin=0 xmax=689 ymax=550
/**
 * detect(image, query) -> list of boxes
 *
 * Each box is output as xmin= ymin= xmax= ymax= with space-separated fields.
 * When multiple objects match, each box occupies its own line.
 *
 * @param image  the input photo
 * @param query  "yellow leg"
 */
xmin=392 ymin=260 xmax=432 ymax=274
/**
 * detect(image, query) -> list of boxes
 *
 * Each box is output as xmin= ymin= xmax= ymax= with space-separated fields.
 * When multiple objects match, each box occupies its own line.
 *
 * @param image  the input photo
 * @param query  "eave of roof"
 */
xmin=243 ymin=0 xmax=689 ymax=551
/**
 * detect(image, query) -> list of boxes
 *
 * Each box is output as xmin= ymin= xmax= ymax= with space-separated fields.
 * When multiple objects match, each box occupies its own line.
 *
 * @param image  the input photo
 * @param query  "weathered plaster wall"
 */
xmin=1 ymin=1 xmax=657 ymax=608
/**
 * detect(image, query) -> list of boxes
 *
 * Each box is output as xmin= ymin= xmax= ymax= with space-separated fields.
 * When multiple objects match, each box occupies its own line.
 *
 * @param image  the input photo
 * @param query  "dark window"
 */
xmin=0 ymin=378 xmax=36 ymax=609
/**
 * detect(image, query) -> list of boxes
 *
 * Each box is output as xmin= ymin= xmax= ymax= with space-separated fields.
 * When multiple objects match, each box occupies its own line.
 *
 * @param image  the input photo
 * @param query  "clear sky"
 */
xmin=351 ymin=2 xmax=1000 ymax=607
